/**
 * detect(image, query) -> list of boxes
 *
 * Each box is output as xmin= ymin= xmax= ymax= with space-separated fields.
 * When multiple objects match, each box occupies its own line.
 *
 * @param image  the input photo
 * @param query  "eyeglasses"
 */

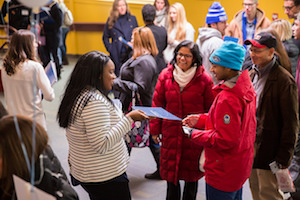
xmin=176 ymin=52 xmax=193 ymax=59
xmin=283 ymin=5 xmax=295 ymax=11
xmin=242 ymin=3 xmax=257 ymax=7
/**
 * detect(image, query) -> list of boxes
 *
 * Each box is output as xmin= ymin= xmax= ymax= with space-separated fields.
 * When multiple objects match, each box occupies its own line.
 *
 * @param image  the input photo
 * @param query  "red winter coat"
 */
xmin=192 ymin=70 xmax=257 ymax=192
xmin=150 ymin=64 xmax=214 ymax=184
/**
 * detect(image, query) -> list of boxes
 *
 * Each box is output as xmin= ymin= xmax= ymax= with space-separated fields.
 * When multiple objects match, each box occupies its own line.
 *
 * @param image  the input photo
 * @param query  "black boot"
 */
xmin=62 ymin=55 xmax=69 ymax=65
xmin=145 ymin=169 xmax=161 ymax=180
xmin=145 ymin=142 xmax=161 ymax=180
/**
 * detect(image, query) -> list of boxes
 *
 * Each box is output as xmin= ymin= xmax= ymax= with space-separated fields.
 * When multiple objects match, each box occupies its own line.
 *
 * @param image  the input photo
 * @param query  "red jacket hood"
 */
xmin=213 ymin=70 xmax=256 ymax=103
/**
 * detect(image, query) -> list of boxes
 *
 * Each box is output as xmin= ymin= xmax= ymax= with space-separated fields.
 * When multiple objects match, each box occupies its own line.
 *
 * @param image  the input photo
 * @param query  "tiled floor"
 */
xmin=0 ymin=55 xmax=253 ymax=200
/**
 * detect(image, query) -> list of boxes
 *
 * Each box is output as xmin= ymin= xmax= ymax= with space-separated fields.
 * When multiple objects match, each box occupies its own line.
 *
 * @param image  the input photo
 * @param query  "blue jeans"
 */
xmin=206 ymin=184 xmax=242 ymax=200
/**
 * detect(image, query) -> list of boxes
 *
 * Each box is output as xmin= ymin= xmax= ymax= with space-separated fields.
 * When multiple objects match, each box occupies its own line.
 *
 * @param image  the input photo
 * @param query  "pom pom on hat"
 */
xmin=206 ymin=1 xmax=228 ymax=24
xmin=209 ymin=42 xmax=246 ymax=71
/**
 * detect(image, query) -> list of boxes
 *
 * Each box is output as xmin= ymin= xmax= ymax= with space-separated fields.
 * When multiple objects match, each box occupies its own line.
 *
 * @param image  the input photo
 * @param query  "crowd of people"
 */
xmin=0 ymin=0 xmax=73 ymax=79
xmin=1 ymin=0 xmax=300 ymax=199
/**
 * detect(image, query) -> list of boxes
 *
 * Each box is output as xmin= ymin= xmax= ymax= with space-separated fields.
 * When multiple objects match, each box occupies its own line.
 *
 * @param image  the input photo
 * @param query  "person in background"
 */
xmin=142 ymin=4 xmax=167 ymax=74
xmin=113 ymin=26 xmax=158 ymax=114
xmin=245 ymin=32 xmax=298 ymax=200
xmin=0 ymin=115 xmax=78 ymax=200
xmin=57 ymin=51 xmax=148 ymax=200
xmin=183 ymin=42 xmax=256 ymax=200
xmin=243 ymin=28 xmax=292 ymax=76
xmin=103 ymin=0 xmax=138 ymax=76
xmin=196 ymin=1 xmax=228 ymax=85
xmin=225 ymin=0 xmax=271 ymax=48
xmin=290 ymin=13 xmax=300 ymax=199
xmin=151 ymin=40 xmax=214 ymax=200
xmin=140 ymin=4 xmax=167 ymax=180
xmin=153 ymin=0 xmax=169 ymax=28
xmin=38 ymin=0 xmax=63 ymax=79
xmin=58 ymin=0 xmax=72 ymax=65
xmin=0 ymin=0 xmax=31 ymax=34
xmin=284 ymin=0 xmax=300 ymax=56
xmin=163 ymin=2 xmax=195 ymax=64
xmin=284 ymin=0 xmax=300 ymax=20
xmin=1 ymin=29 xmax=55 ymax=131
xmin=270 ymin=19 xmax=299 ymax=77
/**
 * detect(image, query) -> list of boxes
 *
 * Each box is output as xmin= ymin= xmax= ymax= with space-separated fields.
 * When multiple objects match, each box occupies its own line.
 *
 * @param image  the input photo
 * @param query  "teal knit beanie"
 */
xmin=209 ymin=42 xmax=246 ymax=71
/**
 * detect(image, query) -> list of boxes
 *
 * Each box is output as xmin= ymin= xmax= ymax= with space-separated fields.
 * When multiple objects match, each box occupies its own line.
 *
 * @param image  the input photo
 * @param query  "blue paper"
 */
xmin=132 ymin=106 xmax=182 ymax=121
xmin=45 ymin=61 xmax=57 ymax=86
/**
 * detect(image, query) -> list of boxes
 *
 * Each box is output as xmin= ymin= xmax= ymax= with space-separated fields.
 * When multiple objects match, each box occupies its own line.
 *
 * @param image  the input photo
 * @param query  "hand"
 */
xmin=126 ymin=109 xmax=149 ymax=121
xmin=182 ymin=114 xmax=200 ymax=128
xmin=152 ymin=135 xmax=160 ymax=144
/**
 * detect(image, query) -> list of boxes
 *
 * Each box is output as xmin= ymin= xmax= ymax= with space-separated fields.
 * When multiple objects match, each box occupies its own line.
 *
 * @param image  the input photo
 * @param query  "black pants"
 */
xmin=167 ymin=181 xmax=198 ymax=200
xmin=76 ymin=173 xmax=131 ymax=200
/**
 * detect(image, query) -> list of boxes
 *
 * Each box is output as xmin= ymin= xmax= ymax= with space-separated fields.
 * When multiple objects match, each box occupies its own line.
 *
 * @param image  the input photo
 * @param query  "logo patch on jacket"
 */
xmin=223 ymin=114 xmax=230 ymax=124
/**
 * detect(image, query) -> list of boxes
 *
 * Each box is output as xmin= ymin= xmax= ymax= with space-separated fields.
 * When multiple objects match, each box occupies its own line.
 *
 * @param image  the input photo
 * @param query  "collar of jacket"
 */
xmin=213 ymin=70 xmax=256 ymax=102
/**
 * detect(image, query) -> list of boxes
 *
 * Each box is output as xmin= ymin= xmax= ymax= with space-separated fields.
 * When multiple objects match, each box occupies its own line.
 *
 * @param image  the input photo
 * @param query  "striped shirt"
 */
xmin=66 ymin=89 xmax=132 ymax=182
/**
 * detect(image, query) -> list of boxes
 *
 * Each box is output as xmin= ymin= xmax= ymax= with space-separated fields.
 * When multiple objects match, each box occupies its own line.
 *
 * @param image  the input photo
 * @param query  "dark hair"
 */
xmin=57 ymin=51 xmax=111 ymax=128
xmin=3 ymin=29 xmax=36 ymax=75
xmin=293 ymin=0 xmax=300 ymax=6
xmin=0 ymin=115 xmax=48 ymax=200
xmin=142 ymin=4 xmax=156 ymax=23
xmin=171 ymin=40 xmax=202 ymax=67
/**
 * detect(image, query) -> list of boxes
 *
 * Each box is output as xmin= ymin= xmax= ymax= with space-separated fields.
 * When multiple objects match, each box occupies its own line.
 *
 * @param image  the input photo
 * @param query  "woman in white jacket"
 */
xmin=163 ymin=2 xmax=195 ymax=63
xmin=1 ymin=30 xmax=55 ymax=130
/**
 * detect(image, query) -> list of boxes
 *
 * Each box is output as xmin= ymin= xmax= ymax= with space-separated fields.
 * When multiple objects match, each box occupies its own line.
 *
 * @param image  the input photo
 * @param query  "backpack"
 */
xmin=64 ymin=8 xmax=73 ymax=26
xmin=34 ymin=146 xmax=79 ymax=200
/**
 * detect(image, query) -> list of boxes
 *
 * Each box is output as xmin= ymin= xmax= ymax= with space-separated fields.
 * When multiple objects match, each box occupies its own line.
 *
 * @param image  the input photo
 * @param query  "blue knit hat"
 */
xmin=209 ymin=42 xmax=246 ymax=71
xmin=205 ymin=1 xmax=228 ymax=24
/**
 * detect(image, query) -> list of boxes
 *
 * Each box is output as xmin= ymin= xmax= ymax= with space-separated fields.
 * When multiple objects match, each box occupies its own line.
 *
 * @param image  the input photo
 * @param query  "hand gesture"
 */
xmin=126 ymin=109 xmax=149 ymax=121
xmin=182 ymin=114 xmax=199 ymax=128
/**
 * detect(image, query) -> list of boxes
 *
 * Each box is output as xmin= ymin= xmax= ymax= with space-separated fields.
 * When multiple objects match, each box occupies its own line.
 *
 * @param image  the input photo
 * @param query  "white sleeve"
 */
xmin=185 ymin=22 xmax=195 ymax=42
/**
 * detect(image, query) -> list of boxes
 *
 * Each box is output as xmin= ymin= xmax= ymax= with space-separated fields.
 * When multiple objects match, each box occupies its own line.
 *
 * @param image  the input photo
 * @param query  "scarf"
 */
xmin=173 ymin=63 xmax=197 ymax=91
xmin=155 ymin=7 xmax=167 ymax=25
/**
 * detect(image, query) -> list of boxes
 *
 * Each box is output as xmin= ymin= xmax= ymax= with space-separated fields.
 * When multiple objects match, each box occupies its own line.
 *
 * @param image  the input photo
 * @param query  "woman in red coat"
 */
xmin=150 ymin=40 xmax=214 ymax=200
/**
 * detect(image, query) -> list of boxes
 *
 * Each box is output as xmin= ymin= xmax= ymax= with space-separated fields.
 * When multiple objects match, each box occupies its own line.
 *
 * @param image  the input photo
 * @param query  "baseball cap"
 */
xmin=244 ymin=32 xmax=277 ymax=48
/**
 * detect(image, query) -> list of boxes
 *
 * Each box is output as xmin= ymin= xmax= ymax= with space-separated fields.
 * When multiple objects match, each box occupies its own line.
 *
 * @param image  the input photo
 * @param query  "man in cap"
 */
xmin=225 ymin=0 xmax=270 ymax=48
xmin=196 ymin=1 xmax=228 ymax=85
xmin=183 ymin=42 xmax=257 ymax=200
xmin=245 ymin=32 xmax=299 ymax=200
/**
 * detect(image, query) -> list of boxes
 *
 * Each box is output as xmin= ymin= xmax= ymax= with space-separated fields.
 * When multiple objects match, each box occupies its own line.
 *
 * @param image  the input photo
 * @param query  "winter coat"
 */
xmin=113 ymin=54 xmax=158 ymax=112
xmin=196 ymin=27 xmax=224 ymax=85
xmin=42 ymin=2 xmax=63 ymax=49
xmin=103 ymin=13 xmax=138 ymax=75
xmin=150 ymin=63 xmax=214 ymax=184
xmin=283 ymin=39 xmax=299 ymax=77
xmin=146 ymin=23 xmax=168 ymax=73
xmin=254 ymin=62 xmax=298 ymax=169
xmin=192 ymin=70 xmax=257 ymax=192
xmin=225 ymin=8 xmax=271 ymax=45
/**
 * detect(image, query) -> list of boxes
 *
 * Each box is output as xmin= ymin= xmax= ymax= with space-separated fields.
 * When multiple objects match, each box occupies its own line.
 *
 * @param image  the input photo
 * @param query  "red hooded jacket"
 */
xmin=192 ymin=70 xmax=257 ymax=192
